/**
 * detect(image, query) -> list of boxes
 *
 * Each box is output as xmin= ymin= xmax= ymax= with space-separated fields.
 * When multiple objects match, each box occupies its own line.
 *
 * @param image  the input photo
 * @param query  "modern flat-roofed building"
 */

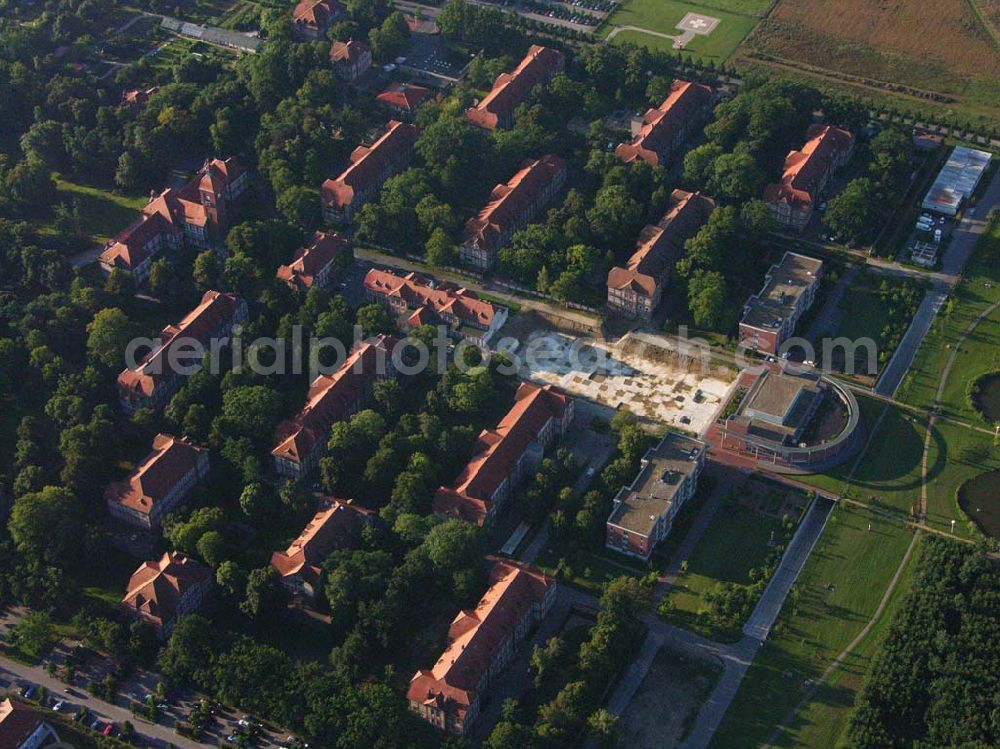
xmin=433 ymin=383 xmax=573 ymax=527
xmin=117 ymin=290 xmax=248 ymax=412
xmin=460 ymin=155 xmax=566 ymax=270
xmin=321 ymin=121 xmax=417 ymax=224
xmin=465 ymin=45 xmax=564 ymax=131
xmin=606 ymin=189 xmax=716 ymax=318
xmin=739 ymin=252 xmax=823 ymax=355
xmin=122 ymin=551 xmax=213 ymax=638
xmin=407 ymin=559 xmax=556 ymax=735
xmin=105 ymin=434 xmax=210 ymax=530
xmin=276 ymin=231 xmax=350 ymax=292
xmin=614 ymin=79 xmax=713 ymax=167
xmin=921 ymin=145 xmax=992 ymax=216
xmin=764 ymin=124 xmax=854 ymax=231
xmin=271 ymin=335 xmax=398 ymax=480
xmin=606 ymin=432 xmax=705 ymax=560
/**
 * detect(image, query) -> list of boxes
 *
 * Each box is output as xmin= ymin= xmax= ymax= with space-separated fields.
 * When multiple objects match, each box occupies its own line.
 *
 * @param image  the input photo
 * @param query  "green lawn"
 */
xmin=602 ymin=0 xmax=766 ymax=62
xmin=923 ymin=419 xmax=1000 ymax=539
xmin=535 ymin=545 xmax=650 ymax=595
xmin=51 ymin=174 xmax=148 ymax=244
xmin=763 ymin=532 xmax=921 ymax=748
xmin=898 ymin=219 xmax=1000 ymax=417
xmin=664 ymin=499 xmax=782 ymax=642
xmin=710 ymin=504 xmax=917 ymax=749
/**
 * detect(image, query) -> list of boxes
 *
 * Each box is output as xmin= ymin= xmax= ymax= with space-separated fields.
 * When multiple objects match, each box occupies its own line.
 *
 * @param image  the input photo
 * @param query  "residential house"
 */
xmin=615 ymin=79 xmax=714 ymax=166
xmin=121 ymin=551 xmax=213 ymax=638
xmin=321 ymin=120 xmax=418 ymax=224
xmin=407 ymin=559 xmax=556 ymax=735
xmin=434 ymin=383 xmax=573 ymax=527
xmin=764 ymin=124 xmax=855 ymax=231
xmin=117 ymin=290 xmax=248 ymax=412
xmin=0 ymin=699 xmax=60 ymax=749
xmin=270 ymin=498 xmax=373 ymax=599
xmin=460 ymin=155 xmax=566 ymax=271
xmin=99 ymin=157 xmax=249 ymax=283
xmin=105 ymin=434 xmax=210 ymax=530
xmin=606 ymin=432 xmax=705 ymax=560
xmin=363 ymin=268 xmax=508 ymax=344
xmin=272 ymin=334 xmax=398 ymax=480
xmin=276 ymin=231 xmax=350 ymax=291
xmin=606 ymin=189 xmax=716 ymax=318
xmin=738 ymin=252 xmax=823 ymax=355
xmin=330 ymin=39 xmax=372 ymax=82
xmin=465 ymin=45 xmax=564 ymax=130
xmin=292 ymin=0 xmax=345 ymax=40
xmin=376 ymin=82 xmax=433 ymax=117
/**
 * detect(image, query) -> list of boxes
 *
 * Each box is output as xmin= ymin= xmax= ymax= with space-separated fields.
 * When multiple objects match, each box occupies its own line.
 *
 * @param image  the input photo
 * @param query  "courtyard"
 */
xmin=509 ymin=329 xmax=737 ymax=434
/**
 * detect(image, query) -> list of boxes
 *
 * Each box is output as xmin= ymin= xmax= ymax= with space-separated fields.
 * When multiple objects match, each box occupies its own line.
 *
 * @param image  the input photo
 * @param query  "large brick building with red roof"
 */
xmin=276 ymin=231 xmax=350 ymax=292
xmin=460 ymin=155 xmax=566 ymax=271
xmin=465 ymin=45 xmax=564 ymax=131
xmin=607 ymin=189 xmax=715 ymax=318
xmin=615 ymin=80 xmax=713 ymax=167
xmin=363 ymin=268 xmax=508 ymax=344
xmin=99 ymin=158 xmax=248 ymax=283
xmin=321 ymin=120 xmax=417 ymax=224
xmin=117 ymin=290 xmax=248 ymax=412
xmin=292 ymin=0 xmax=345 ymax=40
xmin=105 ymin=434 xmax=210 ymax=530
xmin=434 ymin=382 xmax=573 ymax=527
xmin=272 ymin=335 xmax=398 ymax=480
xmin=376 ymin=82 xmax=433 ymax=117
xmin=764 ymin=124 xmax=855 ymax=231
xmin=122 ymin=551 xmax=213 ymax=638
xmin=270 ymin=498 xmax=373 ymax=599
xmin=0 ymin=698 xmax=59 ymax=749
xmin=407 ymin=559 xmax=556 ymax=735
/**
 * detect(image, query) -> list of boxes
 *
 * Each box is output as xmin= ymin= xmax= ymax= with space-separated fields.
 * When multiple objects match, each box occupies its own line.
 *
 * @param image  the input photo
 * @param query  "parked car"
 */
xmin=103 ymin=723 xmax=116 ymax=737
xmin=52 ymin=701 xmax=65 ymax=712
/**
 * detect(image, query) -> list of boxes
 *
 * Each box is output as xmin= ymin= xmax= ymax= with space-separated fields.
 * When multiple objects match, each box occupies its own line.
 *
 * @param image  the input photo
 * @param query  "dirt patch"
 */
xmin=617 ymin=646 xmax=723 ymax=749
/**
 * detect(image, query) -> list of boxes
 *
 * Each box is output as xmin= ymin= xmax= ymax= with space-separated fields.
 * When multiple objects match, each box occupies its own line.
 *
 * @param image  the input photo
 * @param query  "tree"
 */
xmin=221 ymin=386 xmax=283 ymax=440
xmin=425 ymin=227 xmax=457 ymax=266
xmin=193 ymin=251 xmax=220 ymax=291
xmin=239 ymin=483 xmax=277 ymax=523
xmin=423 ymin=519 xmax=483 ymax=576
xmin=216 ymin=561 xmax=248 ymax=600
xmin=9 ymin=486 xmax=83 ymax=567
xmin=196 ymin=531 xmax=226 ymax=568
xmin=587 ymin=184 xmax=643 ymax=248
xmin=86 ymin=308 xmax=135 ymax=368
xmin=277 ymin=186 xmax=319 ymax=229
xmin=369 ymin=11 xmax=410 ymax=61
xmin=824 ymin=177 xmax=879 ymax=243
xmin=530 ymin=636 xmax=565 ymax=687
xmin=687 ymin=269 xmax=726 ymax=330
xmin=158 ymin=615 xmax=219 ymax=687
xmin=148 ymin=258 xmax=178 ymax=301
xmin=240 ymin=567 xmax=287 ymax=623
xmin=355 ymin=303 xmax=395 ymax=337
xmin=588 ymin=709 xmax=619 ymax=749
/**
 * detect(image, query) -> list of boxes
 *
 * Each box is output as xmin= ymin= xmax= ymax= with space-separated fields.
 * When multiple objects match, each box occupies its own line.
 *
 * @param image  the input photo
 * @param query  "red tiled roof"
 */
xmin=117 ymin=290 xmax=244 ymax=400
xmin=434 ymin=383 xmax=571 ymax=525
xmin=293 ymin=0 xmax=343 ymax=30
xmin=0 ymin=699 xmax=50 ymax=749
xmin=330 ymin=38 xmax=370 ymax=64
xmin=615 ymin=79 xmax=713 ymax=166
xmin=407 ymin=560 xmax=553 ymax=723
xmin=607 ymin=189 xmax=716 ymax=297
xmin=104 ymin=434 xmax=208 ymax=517
xmin=122 ymin=552 xmax=211 ymax=630
xmin=100 ymin=157 xmax=246 ymax=272
xmin=321 ymin=121 xmax=418 ymax=212
xmin=364 ymin=268 xmax=500 ymax=328
xmin=465 ymin=45 xmax=564 ymax=130
xmin=764 ymin=124 xmax=855 ymax=210
xmin=462 ymin=155 xmax=565 ymax=256
xmin=270 ymin=499 xmax=372 ymax=588
xmin=276 ymin=231 xmax=350 ymax=290
xmin=376 ymin=82 xmax=433 ymax=113
xmin=271 ymin=335 xmax=398 ymax=465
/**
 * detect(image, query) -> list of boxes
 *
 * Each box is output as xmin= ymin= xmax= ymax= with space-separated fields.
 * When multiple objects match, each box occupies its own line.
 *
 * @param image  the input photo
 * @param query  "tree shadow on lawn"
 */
xmin=847 ymin=414 xmax=948 ymax=498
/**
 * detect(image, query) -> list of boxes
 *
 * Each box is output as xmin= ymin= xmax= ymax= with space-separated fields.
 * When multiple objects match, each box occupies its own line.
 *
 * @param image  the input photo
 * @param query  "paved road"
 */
xmin=874 ymin=287 xmax=947 ymax=397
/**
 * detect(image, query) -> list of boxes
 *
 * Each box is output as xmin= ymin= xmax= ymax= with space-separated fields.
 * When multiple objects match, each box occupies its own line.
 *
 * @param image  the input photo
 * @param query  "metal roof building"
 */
xmin=921 ymin=145 xmax=992 ymax=216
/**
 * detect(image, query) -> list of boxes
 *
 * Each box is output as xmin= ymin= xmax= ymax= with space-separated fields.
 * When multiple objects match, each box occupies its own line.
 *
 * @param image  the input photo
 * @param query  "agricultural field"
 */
xmin=602 ymin=0 xmax=771 ymax=62
xmin=736 ymin=0 xmax=1000 ymax=125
